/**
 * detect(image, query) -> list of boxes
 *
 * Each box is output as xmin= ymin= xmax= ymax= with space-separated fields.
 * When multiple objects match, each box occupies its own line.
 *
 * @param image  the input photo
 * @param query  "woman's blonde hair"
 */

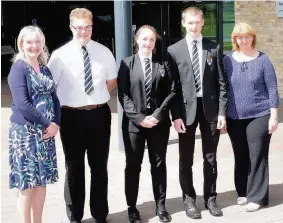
xmin=12 ymin=25 xmax=49 ymax=65
xmin=70 ymin=8 xmax=93 ymax=24
xmin=134 ymin=25 xmax=161 ymax=54
xmin=231 ymin=22 xmax=257 ymax=51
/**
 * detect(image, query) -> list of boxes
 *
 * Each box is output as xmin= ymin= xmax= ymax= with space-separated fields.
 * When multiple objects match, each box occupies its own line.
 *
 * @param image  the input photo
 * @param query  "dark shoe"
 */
xmin=70 ymin=221 xmax=82 ymax=223
xmin=184 ymin=202 xmax=201 ymax=219
xmin=156 ymin=209 xmax=172 ymax=222
xmin=205 ymin=201 xmax=223 ymax=217
xmin=128 ymin=207 xmax=142 ymax=223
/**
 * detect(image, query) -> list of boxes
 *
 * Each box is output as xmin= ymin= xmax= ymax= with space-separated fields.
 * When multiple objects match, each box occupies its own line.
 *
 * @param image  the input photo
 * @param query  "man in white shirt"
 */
xmin=167 ymin=6 xmax=227 ymax=219
xmin=48 ymin=8 xmax=117 ymax=223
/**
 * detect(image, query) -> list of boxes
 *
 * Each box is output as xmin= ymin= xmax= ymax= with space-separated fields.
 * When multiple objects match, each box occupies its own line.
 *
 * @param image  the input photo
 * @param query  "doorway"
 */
xmin=132 ymin=1 xmax=221 ymax=56
xmin=132 ymin=2 xmax=163 ymax=55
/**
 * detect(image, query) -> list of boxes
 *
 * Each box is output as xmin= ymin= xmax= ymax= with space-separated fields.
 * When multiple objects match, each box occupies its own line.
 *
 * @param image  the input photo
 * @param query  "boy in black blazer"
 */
xmin=168 ymin=6 xmax=227 ymax=219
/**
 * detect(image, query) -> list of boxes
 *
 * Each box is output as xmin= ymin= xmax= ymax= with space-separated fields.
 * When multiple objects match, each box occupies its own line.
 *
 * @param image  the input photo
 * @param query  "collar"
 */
xmin=138 ymin=52 xmax=152 ymax=63
xmin=186 ymin=34 xmax=203 ymax=46
xmin=71 ymin=39 xmax=92 ymax=51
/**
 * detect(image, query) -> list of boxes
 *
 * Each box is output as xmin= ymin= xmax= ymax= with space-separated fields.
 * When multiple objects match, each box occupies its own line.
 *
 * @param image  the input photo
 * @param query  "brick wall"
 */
xmin=235 ymin=0 xmax=283 ymax=98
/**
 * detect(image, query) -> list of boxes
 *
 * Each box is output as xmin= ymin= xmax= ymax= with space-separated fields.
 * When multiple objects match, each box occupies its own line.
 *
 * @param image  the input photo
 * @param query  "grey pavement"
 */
xmin=1 ymin=81 xmax=283 ymax=223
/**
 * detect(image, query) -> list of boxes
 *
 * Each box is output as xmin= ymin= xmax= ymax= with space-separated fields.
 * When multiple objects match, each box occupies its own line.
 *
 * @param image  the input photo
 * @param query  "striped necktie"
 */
xmin=144 ymin=58 xmax=152 ymax=108
xmin=82 ymin=46 xmax=94 ymax=95
xmin=192 ymin=40 xmax=201 ymax=93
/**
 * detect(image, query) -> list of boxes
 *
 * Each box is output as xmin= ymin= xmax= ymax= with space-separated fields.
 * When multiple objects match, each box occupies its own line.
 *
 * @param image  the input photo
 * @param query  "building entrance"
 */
xmin=1 ymin=1 xmax=232 ymax=77
xmin=132 ymin=1 xmax=221 ymax=56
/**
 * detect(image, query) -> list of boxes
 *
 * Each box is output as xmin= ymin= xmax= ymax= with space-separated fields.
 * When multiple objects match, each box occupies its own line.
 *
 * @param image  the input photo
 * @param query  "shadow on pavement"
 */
xmin=82 ymin=183 xmax=283 ymax=223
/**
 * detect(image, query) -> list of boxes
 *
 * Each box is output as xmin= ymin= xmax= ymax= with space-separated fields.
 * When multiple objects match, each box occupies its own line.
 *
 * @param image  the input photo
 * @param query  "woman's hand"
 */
xmin=268 ymin=117 xmax=278 ymax=134
xmin=140 ymin=117 xmax=157 ymax=128
xmin=147 ymin=116 xmax=159 ymax=125
xmin=42 ymin=122 xmax=59 ymax=139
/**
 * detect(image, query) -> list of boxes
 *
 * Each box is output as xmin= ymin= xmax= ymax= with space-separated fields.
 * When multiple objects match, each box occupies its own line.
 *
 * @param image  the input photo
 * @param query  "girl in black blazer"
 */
xmin=118 ymin=25 xmax=178 ymax=223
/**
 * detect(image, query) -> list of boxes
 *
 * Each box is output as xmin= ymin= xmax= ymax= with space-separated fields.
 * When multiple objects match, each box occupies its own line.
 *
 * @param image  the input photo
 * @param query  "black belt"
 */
xmin=61 ymin=103 xmax=105 ymax=110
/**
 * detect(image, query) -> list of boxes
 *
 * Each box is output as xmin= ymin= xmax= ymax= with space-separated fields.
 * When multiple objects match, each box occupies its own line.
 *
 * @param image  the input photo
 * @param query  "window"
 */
xmin=222 ymin=0 xmax=235 ymax=53
xmin=169 ymin=2 xmax=218 ymax=45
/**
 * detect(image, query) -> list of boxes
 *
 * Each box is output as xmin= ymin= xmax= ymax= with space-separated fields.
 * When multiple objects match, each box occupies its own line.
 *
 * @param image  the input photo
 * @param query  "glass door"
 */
xmin=131 ymin=1 xmax=221 ymax=56
xmin=132 ymin=1 xmax=163 ymax=55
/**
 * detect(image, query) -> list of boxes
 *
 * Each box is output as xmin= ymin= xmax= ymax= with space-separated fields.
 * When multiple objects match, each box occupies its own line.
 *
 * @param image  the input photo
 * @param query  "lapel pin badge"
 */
xmin=207 ymin=55 xmax=213 ymax=66
xmin=158 ymin=68 xmax=165 ymax=77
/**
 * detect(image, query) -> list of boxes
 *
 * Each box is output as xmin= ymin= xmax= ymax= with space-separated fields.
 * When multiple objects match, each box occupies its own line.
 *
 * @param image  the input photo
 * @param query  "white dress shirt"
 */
xmin=138 ymin=53 xmax=152 ymax=77
xmin=48 ymin=39 xmax=117 ymax=106
xmin=186 ymin=34 xmax=203 ymax=97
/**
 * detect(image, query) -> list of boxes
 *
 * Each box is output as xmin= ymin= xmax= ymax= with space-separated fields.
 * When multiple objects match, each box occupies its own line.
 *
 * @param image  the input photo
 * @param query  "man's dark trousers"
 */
xmin=60 ymin=104 xmax=111 ymax=222
xmin=179 ymin=98 xmax=220 ymax=203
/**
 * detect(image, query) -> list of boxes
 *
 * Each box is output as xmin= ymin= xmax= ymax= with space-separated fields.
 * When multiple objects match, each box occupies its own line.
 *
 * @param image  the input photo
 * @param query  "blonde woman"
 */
xmin=224 ymin=22 xmax=279 ymax=212
xmin=8 ymin=26 xmax=60 ymax=223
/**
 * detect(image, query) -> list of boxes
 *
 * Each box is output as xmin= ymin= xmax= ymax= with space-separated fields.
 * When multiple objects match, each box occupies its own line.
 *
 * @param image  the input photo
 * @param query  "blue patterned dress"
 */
xmin=9 ymin=63 xmax=59 ymax=190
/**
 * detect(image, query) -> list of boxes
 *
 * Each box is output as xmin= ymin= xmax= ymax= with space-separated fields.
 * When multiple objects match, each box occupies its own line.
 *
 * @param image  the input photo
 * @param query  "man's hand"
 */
xmin=174 ymin=119 xmax=186 ymax=133
xmin=217 ymin=115 xmax=226 ymax=131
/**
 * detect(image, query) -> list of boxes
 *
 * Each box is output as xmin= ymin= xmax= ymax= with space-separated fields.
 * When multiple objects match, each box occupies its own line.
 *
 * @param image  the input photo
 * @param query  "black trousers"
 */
xmin=60 ymin=104 xmax=111 ymax=221
xmin=227 ymin=115 xmax=271 ymax=205
xmin=123 ymin=123 xmax=170 ymax=210
xmin=179 ymin=98 xmax=220 ymax=203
